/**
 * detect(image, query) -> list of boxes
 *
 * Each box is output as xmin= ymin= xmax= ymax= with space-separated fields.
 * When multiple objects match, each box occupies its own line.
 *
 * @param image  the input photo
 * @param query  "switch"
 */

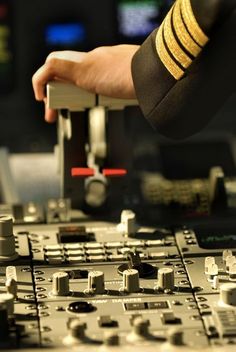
xmin=6 ymin=266 xmax=17 ymax=281
xmin=122 ymin=269 xmax=140 ymax=293
xmin=204 ymin=256 xmax=215 ymax=274
xmin=0 ymin=216 xmax=18 ymax=261
xmin=125 ymin=302 xmax=146 ymax=311
xmin=229 ymin=263 xmax=236 ymax=280
xmin=167 ymin=328 xmax=184 ymax=346
xmin=157 ymin=267 xmax=175 ymax=291
xmin=51 ymin=272 xmax=70 ymax=296
xmin=0 ymin=303 xmax=9 ymax=341
xmin=87 ymin=271 xmax=105 ymax=294
xmin=63 ymin=319 xmax=88 ymax=346
xmin=161 ymin=311 xmax=180 ymax=324
xmin=220 ymin=283 xmax=236 ymax=306
xmin=118 ymin=251 xmax=155 ymax=278
xmin=119 ymin=209 xmax=136 ymax=237
xmin=207 ymin=263 xmax=218 ymax=281
xmin=0 ymin=293 xmax=14 ymax=316
xmin=103 ymin=330 xmax=120 ymax=346
xmin=223 ymin=249 xmax=233 ymax=264
xmin=98 ymin=315 xmax=118 ymax=328
xmin=126 ymin=317 xmax=150 ymax=343
xmin=226 ymin=256 xmax=236 ymax=273
xmin=5 ymin=278 xmax=17 ymax=299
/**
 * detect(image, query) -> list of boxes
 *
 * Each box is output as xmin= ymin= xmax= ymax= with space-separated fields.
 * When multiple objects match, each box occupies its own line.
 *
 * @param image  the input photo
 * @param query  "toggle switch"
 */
xmin=204 ymin=256 xmax=215 ymax=274
xmin=87 ymin=271 xmax=105 ymax=294
xmin=51 ymin=272 xmax=70 ymax=296
xmin=5 ymin=278 xmax=17 ymax=299
xmin=226 ymin=256 xmax=236 ymax=273
xmin=223 ymin=250 xmax=233 ymax=264
xmin=118 ymin=251 xmax=156 ymax=278
xmin=229 ymin=263 xmax=236 ymax=281
xmin=120 ymin=209 xmax=137 ymax=237
xmin=207 ymin=263 xmax=218 ymax=281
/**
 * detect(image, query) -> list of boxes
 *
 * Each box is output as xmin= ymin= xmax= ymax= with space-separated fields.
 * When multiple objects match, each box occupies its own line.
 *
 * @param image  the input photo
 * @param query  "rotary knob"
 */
xmin=220 ymin=283 xmax=236 ymax=306
xmin=123 ymin=269 xmax=140 ymax=293
xmin=87 ymin=271 xmax=105 ymax=294
xmin=0 ymin=216 xmax=18 ymax=261
xmin=157 ymin=268 xmax=175 ymax=291
xmin=51 ymin=272 xmax=70 ymax=296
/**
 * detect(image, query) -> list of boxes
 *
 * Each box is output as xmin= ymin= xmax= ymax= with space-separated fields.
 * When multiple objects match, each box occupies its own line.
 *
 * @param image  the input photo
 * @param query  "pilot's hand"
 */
xmin=32 ymin=45 xmax=139 ymax=123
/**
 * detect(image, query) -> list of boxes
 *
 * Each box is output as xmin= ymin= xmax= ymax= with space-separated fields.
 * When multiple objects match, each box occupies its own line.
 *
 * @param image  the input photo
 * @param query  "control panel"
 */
xmin=0 ymin=210 xmax=236 ymax=352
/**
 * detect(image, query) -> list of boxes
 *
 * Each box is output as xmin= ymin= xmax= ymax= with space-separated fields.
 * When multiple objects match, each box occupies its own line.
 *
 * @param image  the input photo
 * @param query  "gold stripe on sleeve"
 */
xmin=156 ymin=23 xmax=185 ymax=80
xmin=173 ymin=0 xmax=202 ymax=57
xmin=163 ymin=7 xmax=192 ymax=68
xmin=181 ymin=0 xmax=209 ymax=47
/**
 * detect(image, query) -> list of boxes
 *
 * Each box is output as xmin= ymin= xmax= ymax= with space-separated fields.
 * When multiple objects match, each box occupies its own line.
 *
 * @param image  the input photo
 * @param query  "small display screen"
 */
xmin=117 ymin=0 xmax=173 ymax=41
xmin=197 ymin=233 xmax=236 ymax=249
xmin=45 ymin=23 xmax=86 ymax=47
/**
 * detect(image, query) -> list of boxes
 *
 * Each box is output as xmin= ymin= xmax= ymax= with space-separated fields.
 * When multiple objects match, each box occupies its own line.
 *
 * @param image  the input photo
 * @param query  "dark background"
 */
xmin=0 ymin=0 xmax=235 ymax=178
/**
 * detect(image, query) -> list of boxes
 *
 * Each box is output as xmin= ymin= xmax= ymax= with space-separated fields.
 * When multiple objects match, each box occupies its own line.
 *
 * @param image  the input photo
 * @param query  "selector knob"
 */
xmin=157 ymin=268 xmax=175 ymax=291
xmin=51 ymin=272 xmax=70 ymax=296
xmin=123 ymin=269 xmax=140 ymax=293
xmin=0 ymin=216 xmax=18 ymax=261
xmin=88 ymin=271 xmax=105 ymax=294
xmin=220 ymin=283 xmax=236 ymax=306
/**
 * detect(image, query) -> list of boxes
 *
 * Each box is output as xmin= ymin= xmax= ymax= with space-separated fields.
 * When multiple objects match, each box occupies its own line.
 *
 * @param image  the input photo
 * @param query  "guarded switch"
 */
xmin=51 ymin=272 xmax=70 ymax=296
xmin=123 ymin=269 xmax=140 ymax=293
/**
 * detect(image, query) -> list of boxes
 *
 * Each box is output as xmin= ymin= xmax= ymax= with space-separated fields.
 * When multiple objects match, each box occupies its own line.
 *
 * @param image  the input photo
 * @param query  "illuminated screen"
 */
xmin=117 ymin=0 xmax=172 ymax=39
xmin=45 ymin=23 xmax=86 ymax=47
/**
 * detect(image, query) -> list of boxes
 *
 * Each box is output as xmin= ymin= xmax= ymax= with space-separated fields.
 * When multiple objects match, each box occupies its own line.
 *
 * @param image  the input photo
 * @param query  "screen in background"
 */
xmin=0 ymin=0 xmax=14 ymax=93
xmin=45 ymin=22 xmax=86 ymax=48
xmin=117 ymin=0 xmax=173 ymax=42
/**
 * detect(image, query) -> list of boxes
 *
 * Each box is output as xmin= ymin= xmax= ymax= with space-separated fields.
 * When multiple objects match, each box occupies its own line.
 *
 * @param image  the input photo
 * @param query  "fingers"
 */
xmin=43 ymin=99 xmax=58 ymax=123
xmin=32 ymin=51 xmax=87 ymax=101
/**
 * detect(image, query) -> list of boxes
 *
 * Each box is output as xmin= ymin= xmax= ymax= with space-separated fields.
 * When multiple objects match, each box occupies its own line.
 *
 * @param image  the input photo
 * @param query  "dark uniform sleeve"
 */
xmin=131 ymin=0 xmax=236 ymax=139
